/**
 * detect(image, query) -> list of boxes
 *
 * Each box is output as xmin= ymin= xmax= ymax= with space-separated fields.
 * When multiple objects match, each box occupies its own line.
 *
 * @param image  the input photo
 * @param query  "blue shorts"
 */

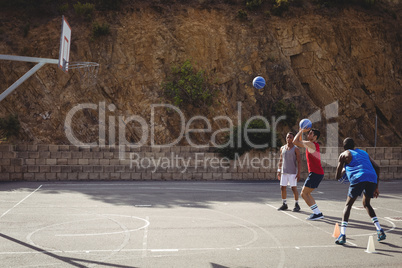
xmin=304 ymin=172 xmax=324 ymax=189
xmin=348 ymin=181 xmax=377 ymax=198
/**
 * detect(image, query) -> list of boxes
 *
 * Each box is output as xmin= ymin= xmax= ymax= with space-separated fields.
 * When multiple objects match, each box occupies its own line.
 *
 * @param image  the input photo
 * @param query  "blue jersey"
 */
xmin=345 ymin=149 xmax=377 ymax=185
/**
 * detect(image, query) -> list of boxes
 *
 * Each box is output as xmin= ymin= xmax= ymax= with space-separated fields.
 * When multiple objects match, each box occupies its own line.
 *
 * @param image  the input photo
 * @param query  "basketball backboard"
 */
xmin=1 ymin=16 xmax=98 ymax=102
xmin=58 ymin=16 xmax=71 ymax=73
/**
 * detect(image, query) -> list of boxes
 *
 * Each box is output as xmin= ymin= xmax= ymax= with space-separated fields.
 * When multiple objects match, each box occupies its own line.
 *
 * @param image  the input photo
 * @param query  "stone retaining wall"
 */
xmin=0 ymin=145 xmax=400 ymax=181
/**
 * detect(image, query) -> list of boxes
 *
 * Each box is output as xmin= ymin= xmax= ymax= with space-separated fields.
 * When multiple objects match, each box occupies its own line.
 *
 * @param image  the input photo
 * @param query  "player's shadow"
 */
xmin=379 ymin=241 xmax=402 ymax=250
xmin=210 ymin=263 xmax=230 ymax=268
xmin=342 ymin=243 xmax=401 ymax=256
xmin=291 ymin=212 xmax=399 ymax=237
xmin=296 ymin=211 xmax=343 ymax=223
xmin=0 ymin=233 xmax=137 ymax=268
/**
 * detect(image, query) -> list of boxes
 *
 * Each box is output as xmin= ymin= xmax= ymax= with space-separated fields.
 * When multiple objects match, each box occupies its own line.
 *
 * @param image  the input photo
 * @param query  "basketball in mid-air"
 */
xmin=252 ymin=76 xmax=265 ymax=89
xmin=299 ymin=118 xmax=312 ymax=129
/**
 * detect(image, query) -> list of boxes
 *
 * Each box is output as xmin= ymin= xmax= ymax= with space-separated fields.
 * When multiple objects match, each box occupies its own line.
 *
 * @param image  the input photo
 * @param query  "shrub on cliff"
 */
xmin=163 ymin=60 xmax=217 ymax=109
xmin=74 ymin=2 xmax=95 ymax=20
xmin=273 ymin=100 xmax=299 ymax=128
xmin=246 ymin=0 xmax=263 ymax=10
xmin=92 ymin=22 xmax=110 ymax=38
xmin=271 ymin=0 xmax=289 ymax=16
xmin=0 ymin=115 xmax=20 ymax=140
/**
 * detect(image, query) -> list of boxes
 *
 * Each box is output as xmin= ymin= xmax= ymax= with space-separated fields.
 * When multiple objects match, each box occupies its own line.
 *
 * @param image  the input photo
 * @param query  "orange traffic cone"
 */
xmin=332 ymin=222 xmax=340 ymax=238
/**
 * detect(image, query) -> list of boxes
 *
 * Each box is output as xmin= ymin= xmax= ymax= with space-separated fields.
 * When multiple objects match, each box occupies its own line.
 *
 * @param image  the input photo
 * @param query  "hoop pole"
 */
xmin=0 ymin=54 xmax=58 ymax=64
xmin=0 ymin=62 xmax=46 ymax=102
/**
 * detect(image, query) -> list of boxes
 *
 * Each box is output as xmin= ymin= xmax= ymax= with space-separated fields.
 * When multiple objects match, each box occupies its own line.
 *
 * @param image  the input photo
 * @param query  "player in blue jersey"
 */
xmin=334 ymin=137 xmax=386 ymax=245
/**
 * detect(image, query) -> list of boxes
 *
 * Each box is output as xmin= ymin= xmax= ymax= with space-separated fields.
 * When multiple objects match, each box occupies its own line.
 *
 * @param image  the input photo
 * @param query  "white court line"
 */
xmin=0 ymin=244 xmax=343 ymax=256
xmin=380 ymin=194 xmax=402 ymax=199
xmin=151 ymin=249 xmax=179 ymax=252
xmin=142 ymin=216 xmax=149 ymax=258
xmin=349 ymin=217 xmax=396 ymax=237
xmin=266 ymin=204 xmax=358 ymax=247
xmin=380 ymin=207 xmax=402 ymax=214
xmin=55 ymin=215 xmax=150 ymax=237
xmin=0 ymin=185 xmax=42 ymax=219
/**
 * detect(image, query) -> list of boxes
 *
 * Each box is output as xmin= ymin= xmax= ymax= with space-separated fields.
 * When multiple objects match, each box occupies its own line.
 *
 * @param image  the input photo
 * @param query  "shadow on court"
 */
xmin=1 ymin=181 xmax=287 ymax=209
xmin=0 ymin=180 xmax=401 ymax=268
xmin=0 ymin=233 xmax=137 ymax=268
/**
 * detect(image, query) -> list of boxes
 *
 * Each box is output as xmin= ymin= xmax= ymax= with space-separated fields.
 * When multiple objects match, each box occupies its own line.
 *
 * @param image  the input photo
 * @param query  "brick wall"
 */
xmin=0 ymin=145 xmax=401 ymax=181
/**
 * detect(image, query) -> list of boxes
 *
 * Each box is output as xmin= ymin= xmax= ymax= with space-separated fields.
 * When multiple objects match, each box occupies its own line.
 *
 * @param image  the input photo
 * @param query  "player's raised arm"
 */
xmin=293 ymin=129 xmax=304 ymax=147
xmin=293 ymin=129 xmax=316 ymax=153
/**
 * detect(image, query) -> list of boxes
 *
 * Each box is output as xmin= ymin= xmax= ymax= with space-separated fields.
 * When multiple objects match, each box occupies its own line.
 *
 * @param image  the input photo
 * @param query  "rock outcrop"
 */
xmin=0 ymin=1 xmax=401 ymax=147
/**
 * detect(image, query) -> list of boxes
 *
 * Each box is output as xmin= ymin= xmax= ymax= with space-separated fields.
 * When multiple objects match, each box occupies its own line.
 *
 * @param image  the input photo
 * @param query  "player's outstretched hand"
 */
xmin=300 ymin=127 xmax=310 ymax=133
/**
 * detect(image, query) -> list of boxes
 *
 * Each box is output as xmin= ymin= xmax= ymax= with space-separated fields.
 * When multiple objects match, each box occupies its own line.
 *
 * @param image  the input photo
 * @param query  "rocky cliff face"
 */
xmin=0 ymin=1 xmax=401 ymax=147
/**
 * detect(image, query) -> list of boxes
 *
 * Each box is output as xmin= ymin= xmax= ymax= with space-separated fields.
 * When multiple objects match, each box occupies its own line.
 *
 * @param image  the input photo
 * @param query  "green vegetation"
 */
xmin=92 ymin=21 xmax=110 ymax=37
xmin=271 ymin=0 xmax=290 ymax=16
xmin=163 ymin=60 xmax=217 ymax=109
xmin=58 ymin=3 xmax=69 ymax=14
xmin=215 ymin=118 xmax=281 ymax=160
xmin=236 ymin=9 xmax=248 ymax=21
xmin=273 ymin=100 xmax=299 ymax=128
xmin=73 ymin=2 xmax=95 ymax=20
xmin=0 ymin=115 xmax=20 ymax=140
xmin=246 ymin=0 xmax=263 ymax=10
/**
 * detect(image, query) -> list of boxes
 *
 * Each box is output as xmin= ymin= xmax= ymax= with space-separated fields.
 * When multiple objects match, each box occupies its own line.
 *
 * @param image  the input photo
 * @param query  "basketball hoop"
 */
xmin=68 ymin=61 xmax=99 ymax=87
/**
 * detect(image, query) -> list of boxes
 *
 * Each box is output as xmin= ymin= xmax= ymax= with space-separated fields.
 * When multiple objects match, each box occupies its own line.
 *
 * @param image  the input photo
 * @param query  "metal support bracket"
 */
xmin=0 ymin=54 xmax=59 ymax=102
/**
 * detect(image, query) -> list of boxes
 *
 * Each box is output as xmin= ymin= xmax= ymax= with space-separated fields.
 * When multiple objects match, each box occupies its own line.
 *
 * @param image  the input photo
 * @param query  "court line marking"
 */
xmin=384 ymin=216 xmax=402 ymax=222
xmin=142 ymin=216 xmax=149 ymax=258
xmin=266 ymin=204 xmax=358 ymax=247
xmin=208 ymin=208 xmax=286 ymax=268
xmin=379 ymin=207 xmax=402 ymax=214
xmin=0 ymin=185 xmax=42 ymax=219
xmin=349 ymin=217 xmax=396 ymax=237
xmin=380 ymin=194 xmax=402 ymax=199
xmin=0 ymin=245 xmax=342 ymax=255
xmin=55 ymin=215 xmax=150 ymax=237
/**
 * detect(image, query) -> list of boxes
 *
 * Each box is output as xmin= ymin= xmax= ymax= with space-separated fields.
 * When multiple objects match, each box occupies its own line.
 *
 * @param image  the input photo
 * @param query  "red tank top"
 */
xmin=306 ymin=142 xmax=324 ymax=175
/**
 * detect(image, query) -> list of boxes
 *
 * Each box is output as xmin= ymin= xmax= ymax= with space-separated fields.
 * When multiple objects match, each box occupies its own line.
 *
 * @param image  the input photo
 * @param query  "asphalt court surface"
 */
xmin=0 ymin=180 xmax=401 ymax=268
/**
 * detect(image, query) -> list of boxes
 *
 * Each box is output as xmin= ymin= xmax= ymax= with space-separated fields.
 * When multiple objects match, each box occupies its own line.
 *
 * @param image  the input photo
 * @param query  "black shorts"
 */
xmin=304 ymin=172 xmax=324 ymax=189
xmin=348 ymin=181 xmax=377 ymax=198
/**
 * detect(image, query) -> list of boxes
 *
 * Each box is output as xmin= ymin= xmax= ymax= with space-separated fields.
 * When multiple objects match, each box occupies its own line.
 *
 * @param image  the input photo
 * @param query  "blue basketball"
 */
xmin=253 ymin=76 xmax=265 ymax=89
xmin=299 ymin=118 xmax=312 ymax=129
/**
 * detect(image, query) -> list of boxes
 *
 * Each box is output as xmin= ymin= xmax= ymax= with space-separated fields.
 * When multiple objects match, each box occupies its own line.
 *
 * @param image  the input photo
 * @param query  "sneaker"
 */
xmin=335 ymin=234 xmax=346 ymax=245
xmin=306 ymin=213 xmax=324 ymax=220
xmin=293 ymin=203 xmax=300 ymax=212
xmin=277 ymin=203 xmax=288 ymax=211
xmin=377 ymin=229 xmax=386 ymax=241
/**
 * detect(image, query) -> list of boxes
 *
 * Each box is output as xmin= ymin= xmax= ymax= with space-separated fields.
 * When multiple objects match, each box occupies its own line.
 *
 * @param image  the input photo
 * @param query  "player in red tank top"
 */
xmin=293 ymin=128 xmax=325 ymax=220
xmin=306 ymin=142 xmax=324 ymax=175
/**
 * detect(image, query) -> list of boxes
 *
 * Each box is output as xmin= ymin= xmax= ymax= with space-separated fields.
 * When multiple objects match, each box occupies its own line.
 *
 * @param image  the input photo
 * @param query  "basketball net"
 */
xmin=68 ymin=61 xmax=99 ymax=87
